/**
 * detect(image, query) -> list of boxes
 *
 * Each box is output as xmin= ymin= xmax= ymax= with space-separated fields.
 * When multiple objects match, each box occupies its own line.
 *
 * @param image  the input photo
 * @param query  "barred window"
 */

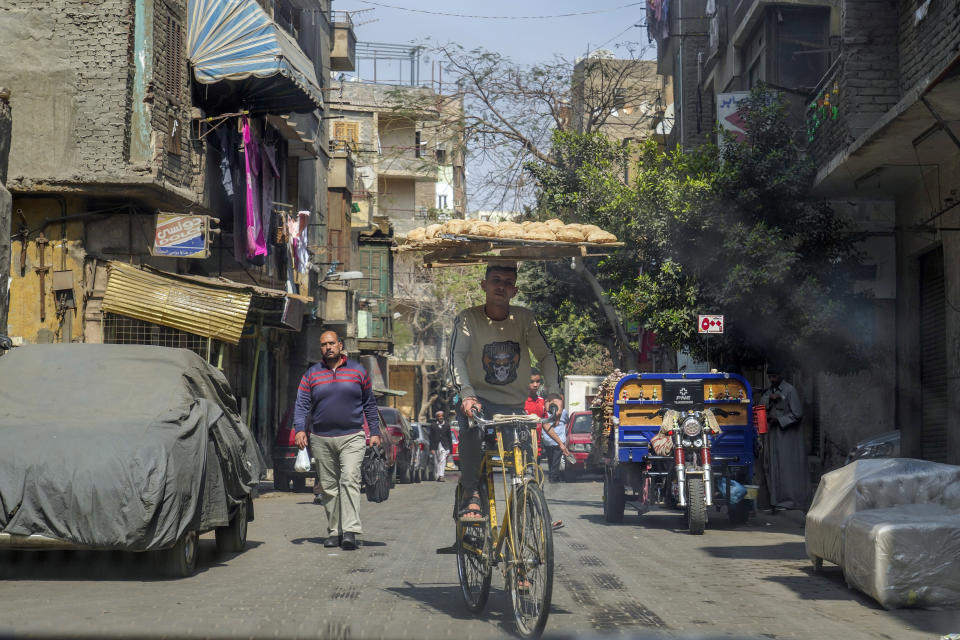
xmin=103 ymin=313 xmax=212 ymax=361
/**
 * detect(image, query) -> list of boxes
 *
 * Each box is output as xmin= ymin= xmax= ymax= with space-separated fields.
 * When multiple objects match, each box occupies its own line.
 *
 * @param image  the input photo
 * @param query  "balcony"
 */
xmin=376 ymin=152 xmax=436 ymax=180
xmin=330 ymin=11 xmax=356 ymax=72
xmin=328 ymin=148 xmax=355 ymax=193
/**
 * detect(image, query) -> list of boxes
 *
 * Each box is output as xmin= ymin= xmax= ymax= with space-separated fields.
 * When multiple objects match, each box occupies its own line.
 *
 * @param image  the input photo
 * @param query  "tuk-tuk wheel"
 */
xmin=811 ymin=556 xmax=823 ymax=573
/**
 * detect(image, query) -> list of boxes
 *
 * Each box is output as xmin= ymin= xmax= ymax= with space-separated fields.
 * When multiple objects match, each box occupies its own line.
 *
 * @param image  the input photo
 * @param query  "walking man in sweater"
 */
xmin=294 ymin=330 xmax=381 ymax=550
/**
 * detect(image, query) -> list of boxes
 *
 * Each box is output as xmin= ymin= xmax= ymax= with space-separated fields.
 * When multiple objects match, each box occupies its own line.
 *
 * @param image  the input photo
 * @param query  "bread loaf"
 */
xmin=555 ymin=227 xmax=585 ymax=242
xmin=406 ymin=227 xmax=426 ymax=243
xmin=586 ymin=229 xmax=618 ymax=243
xmin=443 ymin=219 xmax=470 ymax=235
xmin=495 ymin=222 xmax=524 ymax=238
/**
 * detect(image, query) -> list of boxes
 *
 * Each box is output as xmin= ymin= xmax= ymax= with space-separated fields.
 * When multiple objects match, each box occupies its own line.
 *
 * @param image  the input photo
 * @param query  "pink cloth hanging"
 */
xmin=242 ymin=116 xmax=267 ymax=259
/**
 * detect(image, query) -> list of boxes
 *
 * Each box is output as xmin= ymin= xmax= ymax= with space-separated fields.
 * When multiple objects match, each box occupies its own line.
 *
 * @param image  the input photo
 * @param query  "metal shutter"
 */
xmin=919 ymin=247 xmax=947 ymax=462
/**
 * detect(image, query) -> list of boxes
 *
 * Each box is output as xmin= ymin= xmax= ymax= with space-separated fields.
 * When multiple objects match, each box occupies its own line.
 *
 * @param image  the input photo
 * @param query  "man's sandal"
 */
xmin=458 ymin=507 xmax=488 ymax=524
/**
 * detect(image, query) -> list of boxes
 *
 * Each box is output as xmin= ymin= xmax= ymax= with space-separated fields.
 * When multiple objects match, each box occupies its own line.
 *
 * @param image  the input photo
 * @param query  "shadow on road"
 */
xmin=700 ymin=541 xmax=806 ymax=560
xmin=385 ymin=580 xmax=514 ymax=634
xmin=0 ymin=538 xmax=261 ymax=581
xmin=768 ymin=569 xmax=960 ymax=634
xmin=290 ymin=536 xmax=387 ymax=547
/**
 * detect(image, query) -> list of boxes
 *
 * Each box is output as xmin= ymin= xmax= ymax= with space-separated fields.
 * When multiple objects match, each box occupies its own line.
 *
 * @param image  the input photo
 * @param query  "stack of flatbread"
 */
xmin=404 ymin=218 xmax=618 ymax=245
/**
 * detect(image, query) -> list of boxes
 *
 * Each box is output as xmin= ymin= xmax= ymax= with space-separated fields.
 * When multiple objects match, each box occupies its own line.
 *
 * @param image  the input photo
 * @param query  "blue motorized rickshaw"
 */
xmin=599 ymin=372 xmax=757 ymax=534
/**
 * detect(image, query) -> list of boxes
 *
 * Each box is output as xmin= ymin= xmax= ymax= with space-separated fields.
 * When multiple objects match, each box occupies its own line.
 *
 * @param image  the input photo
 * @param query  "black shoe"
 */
xmin=341 ymin=532 xmax=358 ymax=550
xmin=313 ymin=495 xmax=323 ymax=505
xmin=323 ymin=535 xmax=340 ymax=548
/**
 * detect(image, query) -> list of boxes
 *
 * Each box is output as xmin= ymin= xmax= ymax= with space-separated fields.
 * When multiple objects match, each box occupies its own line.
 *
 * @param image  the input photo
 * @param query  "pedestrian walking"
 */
xmin=448 ymin=260 xmax=569 ymax=523
xmin=294 ymin=330 xmax=382 ymax=550
xmin=759 ymin=366 xmax=807 ymax=511
xmin=542 ymin=408 xmax=569 ymax=482
xmin=430 ymin=410 xmax=453 ymax=482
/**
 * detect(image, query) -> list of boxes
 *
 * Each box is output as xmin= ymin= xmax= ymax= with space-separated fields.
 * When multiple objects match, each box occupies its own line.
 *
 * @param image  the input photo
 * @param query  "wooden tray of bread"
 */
xmin=397 ymin=218 xmax=623 ymax=267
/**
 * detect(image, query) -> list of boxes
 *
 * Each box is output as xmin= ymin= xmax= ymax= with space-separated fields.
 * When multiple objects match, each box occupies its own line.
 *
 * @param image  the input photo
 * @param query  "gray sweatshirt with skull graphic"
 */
xmin=449 ymin=305 xmax=560 ymax=407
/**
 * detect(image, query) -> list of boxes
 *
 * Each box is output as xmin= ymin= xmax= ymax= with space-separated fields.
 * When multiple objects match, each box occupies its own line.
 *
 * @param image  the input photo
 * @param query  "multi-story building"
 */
xmin=0 ymin=0 xmax=357 ymax=455
xmin=326 ymin=78 xmax=466 ymax=419
xmin=657 ymin=0 xmax=960 ymax=465
xmin=571 ymin=53 xmax=673 ymax=152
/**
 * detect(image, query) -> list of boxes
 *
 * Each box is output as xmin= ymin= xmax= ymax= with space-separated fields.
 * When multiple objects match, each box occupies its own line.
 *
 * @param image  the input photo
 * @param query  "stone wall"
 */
xmin=0 ymin=1 xmax=195 ymax=194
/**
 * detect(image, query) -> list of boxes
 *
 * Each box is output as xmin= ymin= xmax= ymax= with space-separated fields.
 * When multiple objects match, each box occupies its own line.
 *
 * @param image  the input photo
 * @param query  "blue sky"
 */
xmin=340 ymin=1 xmax=652 ymax=75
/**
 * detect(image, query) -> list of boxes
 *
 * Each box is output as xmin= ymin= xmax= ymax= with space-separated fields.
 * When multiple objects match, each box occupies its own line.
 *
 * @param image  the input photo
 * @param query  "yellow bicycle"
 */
xmin=455 ymin=411 xmax=554 ymax=638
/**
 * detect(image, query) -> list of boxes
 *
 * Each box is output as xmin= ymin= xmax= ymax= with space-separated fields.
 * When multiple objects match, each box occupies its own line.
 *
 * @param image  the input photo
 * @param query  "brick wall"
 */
xmin=807 ymin=0 xmax=900 ymax=165
xmin=898 ymin=0 xmax=960 ymax=93
xmin=808 ymin=0 xmax=959 ymax=168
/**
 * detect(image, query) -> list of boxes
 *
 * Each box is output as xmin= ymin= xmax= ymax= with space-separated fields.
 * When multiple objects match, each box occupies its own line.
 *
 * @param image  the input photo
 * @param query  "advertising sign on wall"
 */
xmin=153 ymin=214 xmax=210 ymax=258
xmin=717 ymin=92 xmax=751 ymax=145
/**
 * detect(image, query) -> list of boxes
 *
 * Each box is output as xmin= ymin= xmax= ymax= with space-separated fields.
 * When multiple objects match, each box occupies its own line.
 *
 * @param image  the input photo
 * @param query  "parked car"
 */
xmin=0 ymin=344 xmax=262 ymax=577
xmin=451 ymin=427 xmax=460 ymax=468
xmin=272 ymin=408 xmax=314 ymax=492
xmin=563 ymin=410 xmax=597 ymax=481
xmin=378 ymin=406 xmax=417 ymax=484
xmin=410 ymin=422 xmax=433 ymax=482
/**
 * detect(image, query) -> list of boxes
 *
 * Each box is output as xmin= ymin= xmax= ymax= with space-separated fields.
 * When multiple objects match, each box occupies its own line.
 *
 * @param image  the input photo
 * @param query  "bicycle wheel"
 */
xmin=456 ymin=486 xmax=492 ymax=614
xmin=507 ymin=482 xmax=553 ymax=638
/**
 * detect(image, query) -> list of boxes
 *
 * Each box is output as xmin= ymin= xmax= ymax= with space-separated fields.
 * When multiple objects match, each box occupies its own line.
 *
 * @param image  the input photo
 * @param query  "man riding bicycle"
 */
xmin=449 ymin=261 xmax=571 ymax=523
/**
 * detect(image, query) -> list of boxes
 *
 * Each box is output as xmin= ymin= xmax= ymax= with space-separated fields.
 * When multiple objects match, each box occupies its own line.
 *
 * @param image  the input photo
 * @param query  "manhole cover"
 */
xmin=592 ymin=573 xmax=626 ymax=591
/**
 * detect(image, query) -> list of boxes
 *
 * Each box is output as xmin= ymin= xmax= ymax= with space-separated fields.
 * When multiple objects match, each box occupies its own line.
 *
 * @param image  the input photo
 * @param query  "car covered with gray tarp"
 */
xmin=0 ymin=344 xmax=263 ymax=576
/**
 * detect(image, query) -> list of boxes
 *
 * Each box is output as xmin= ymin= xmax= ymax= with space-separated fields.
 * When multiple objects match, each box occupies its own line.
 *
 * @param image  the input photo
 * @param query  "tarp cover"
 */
xmin=843 ymin=504 xmax=960 ymax=609
xmin=805 ymin=458 xmax=960 ymax=568
xmin=0 ymin=344 xmax=263 ymax=551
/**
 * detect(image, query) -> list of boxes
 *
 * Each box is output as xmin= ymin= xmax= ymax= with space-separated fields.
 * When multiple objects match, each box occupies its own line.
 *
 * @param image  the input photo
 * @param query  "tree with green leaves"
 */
xmin=526 ymin=87 xmax=870 ymax=373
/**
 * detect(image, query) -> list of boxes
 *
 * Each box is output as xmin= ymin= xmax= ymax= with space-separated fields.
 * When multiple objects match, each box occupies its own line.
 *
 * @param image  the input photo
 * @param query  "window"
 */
xmin=164 ymin=15 xmax=183 ymax=103
xmin=103 ymin=313 xmax=211 ymax=360
xmin=414 ymin=131 xmax=421 ymax=157
xmin=773 ymin=7 xmax=830 ymax=90
xmin=613 ymin=88 xmax=627 ymax=111
xmin=435 ymin=148 xmax=447 ymax=164
xmin=332 ymin=121 xmax=360 ymax=151
xmin=437 ymin=194 xmax=448 ymax=209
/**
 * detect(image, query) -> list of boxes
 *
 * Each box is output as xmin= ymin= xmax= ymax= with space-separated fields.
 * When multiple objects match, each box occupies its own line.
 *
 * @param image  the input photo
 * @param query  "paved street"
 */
xmin=0 ymin=470 xmax=957 ymax=639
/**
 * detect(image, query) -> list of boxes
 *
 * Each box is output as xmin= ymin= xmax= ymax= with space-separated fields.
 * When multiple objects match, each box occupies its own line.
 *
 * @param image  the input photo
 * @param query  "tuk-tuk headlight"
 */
xmin=681 ymin=416 xmax=702 ymax=437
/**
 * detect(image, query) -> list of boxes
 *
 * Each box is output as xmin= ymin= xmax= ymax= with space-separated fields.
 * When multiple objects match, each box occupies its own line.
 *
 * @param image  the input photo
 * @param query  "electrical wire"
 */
xmin=352 ymin=1 xmax=644 ymax=20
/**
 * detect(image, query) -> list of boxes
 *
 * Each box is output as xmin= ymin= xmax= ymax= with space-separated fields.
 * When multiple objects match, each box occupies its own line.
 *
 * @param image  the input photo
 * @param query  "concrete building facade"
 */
xmin=657 ymin=0 xmax=960 ymax=466
xmin=0 ymin=0 xmax=358 ymax=459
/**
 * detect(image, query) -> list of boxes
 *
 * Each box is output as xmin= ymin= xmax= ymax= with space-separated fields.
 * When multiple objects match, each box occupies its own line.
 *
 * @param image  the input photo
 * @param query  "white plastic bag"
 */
xmin=294 ymin=447 xmax=311 ymax=472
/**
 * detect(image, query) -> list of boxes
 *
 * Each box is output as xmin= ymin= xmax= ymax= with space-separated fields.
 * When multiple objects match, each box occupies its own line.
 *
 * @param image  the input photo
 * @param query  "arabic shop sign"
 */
xmin=153 ymin=213 xmax=209 ymax=258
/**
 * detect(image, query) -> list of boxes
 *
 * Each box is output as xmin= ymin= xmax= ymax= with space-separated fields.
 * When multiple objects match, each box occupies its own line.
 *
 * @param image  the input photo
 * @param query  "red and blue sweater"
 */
xmin=293 ymin=356 xmax=381 ymax=438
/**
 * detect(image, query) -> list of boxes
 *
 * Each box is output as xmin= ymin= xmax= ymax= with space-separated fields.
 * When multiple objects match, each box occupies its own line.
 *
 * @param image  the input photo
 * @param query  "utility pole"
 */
xmin=0 ymin=87 xmax=11 ymax=334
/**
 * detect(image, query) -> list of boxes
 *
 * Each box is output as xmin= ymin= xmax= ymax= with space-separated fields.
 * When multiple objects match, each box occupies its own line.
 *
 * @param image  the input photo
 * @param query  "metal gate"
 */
xmin=919 ymin=247 xmax=947 ymax=462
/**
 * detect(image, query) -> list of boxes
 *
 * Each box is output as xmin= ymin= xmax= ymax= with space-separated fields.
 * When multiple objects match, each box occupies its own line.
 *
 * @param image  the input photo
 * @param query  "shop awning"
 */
xmin=187 ymin=0 xmax=324 ymax=114
xmin=103 ymin=262 xmax=253 ymax=344
xmin=102 ymin=262 xmax=313 ymax=344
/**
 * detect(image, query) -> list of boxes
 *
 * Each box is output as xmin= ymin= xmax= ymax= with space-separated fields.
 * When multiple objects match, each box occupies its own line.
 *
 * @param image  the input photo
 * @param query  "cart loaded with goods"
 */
xmin=592 ymin=371 xmax=758 ymax=534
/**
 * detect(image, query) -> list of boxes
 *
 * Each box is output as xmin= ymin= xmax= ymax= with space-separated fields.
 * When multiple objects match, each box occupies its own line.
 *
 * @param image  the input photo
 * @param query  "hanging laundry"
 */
xmin=216 ymin=127 xmax=234 ymax=197
xmin=260 ymin=142 xmax=279 ymax=247
xmin=292 ymin=210 xmax=311 ymax=274
xmin=242 ymin=116 xmax=266 ymax=260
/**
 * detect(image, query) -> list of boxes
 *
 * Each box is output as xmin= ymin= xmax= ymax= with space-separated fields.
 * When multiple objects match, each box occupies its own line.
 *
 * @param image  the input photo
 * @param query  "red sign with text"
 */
xmin=698 ymin=315 xmax=724 ymax=334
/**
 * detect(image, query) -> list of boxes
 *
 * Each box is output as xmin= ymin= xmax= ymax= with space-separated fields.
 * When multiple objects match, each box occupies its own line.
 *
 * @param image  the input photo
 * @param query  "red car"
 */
xmin=451 ymin=427 xmax=459 ymax=467
xmin=563 ymin=411 xmax=597 ymax=481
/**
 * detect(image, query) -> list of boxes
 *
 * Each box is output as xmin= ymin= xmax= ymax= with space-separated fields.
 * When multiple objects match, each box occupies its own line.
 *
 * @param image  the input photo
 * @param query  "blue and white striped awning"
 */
xmin=188 ymin=0 xmax=323 ymax=113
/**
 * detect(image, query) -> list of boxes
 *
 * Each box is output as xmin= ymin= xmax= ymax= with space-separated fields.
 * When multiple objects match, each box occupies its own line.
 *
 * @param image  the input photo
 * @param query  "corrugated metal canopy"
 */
xmin=102 ymin=262 xmax=252 ymax=345
xmin=187 ymin=0 xmax=324 ymax=113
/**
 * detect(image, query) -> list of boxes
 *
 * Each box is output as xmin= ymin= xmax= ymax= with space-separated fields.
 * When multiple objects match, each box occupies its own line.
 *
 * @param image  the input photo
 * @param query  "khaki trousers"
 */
xmin=310 ymin=431 xmax=366 ymax=536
